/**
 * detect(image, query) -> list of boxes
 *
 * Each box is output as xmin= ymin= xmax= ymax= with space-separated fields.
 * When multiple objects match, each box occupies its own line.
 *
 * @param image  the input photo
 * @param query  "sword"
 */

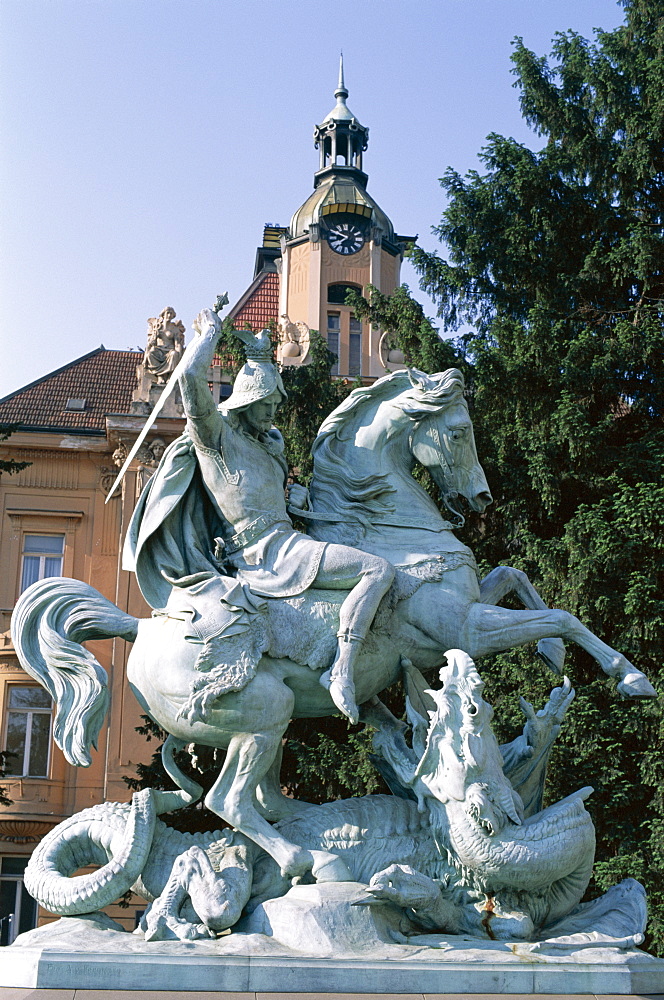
xmin=104 ymin=293 xmax=229 ymax=503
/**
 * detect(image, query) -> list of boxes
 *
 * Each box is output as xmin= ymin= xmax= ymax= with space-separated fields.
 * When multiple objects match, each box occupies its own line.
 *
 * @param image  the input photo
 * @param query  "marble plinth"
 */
xmin=1 ymin=911 xmax=663 ymax=995
xmin=2 ymin=946 xmax=663 ymax=994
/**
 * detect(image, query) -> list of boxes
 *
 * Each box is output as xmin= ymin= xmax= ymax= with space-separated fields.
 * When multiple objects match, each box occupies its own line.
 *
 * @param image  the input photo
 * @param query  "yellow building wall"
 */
xmin=284 ymin=233 xmax=402 ymax=380
xmin=0 ymin=432 xmax=157 ymax=933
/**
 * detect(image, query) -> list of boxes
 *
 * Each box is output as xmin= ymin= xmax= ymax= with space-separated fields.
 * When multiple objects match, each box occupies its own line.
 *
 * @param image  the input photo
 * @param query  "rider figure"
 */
xmin=178 ymin=308 xmax=395 ymax=724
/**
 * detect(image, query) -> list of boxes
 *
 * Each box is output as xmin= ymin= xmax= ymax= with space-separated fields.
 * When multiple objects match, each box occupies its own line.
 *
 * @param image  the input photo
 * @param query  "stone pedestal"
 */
xmin=2 ymin=894 xmax=662 ymax=994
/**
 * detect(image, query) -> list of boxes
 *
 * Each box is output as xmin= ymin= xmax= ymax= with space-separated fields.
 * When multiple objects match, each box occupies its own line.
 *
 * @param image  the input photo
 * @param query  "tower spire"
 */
xmin=313 ymin=57 xmax=369 ymax=182
xmin=336 ymin=52 xmax=347 ymax=99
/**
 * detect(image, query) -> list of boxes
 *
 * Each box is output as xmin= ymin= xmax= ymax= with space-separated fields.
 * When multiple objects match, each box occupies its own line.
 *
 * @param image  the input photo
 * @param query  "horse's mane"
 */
xmin=311 ymin=368 xmax=465 ymax=523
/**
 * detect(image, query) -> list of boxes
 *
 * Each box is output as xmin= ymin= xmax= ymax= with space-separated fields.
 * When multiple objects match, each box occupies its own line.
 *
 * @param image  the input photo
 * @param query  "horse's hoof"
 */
xmin=279 ymin=846 xmax=314 ymax=880
xmin=310 ymin=849 xmax=353 ymax=883
xmin=617 ymin=672 xmax=657 ymax=699
xmin=536 ymin=638 xmax=566 ymax=675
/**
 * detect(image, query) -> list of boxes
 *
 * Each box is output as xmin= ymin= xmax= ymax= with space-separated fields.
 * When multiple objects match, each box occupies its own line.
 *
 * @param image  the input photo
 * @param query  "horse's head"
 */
xmin=403 ymin=369 xmax=492 ymax=522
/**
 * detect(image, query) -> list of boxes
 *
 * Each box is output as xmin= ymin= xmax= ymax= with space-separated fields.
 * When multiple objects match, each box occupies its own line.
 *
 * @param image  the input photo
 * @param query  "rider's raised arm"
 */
xmin=179 ymin=308 xmax=223 ymax=449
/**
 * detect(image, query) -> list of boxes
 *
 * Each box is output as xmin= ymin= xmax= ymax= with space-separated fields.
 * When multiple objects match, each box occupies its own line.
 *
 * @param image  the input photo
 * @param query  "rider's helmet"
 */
xmin=221 ymin=329 xmax=287 ymax=411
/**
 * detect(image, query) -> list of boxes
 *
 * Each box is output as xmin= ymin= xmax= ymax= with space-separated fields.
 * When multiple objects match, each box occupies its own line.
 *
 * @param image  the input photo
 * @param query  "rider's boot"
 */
xmin=320 ymin=630 xmax=364 ymax=725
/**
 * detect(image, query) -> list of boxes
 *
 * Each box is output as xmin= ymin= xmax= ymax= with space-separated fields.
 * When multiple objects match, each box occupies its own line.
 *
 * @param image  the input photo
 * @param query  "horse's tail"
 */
xmin=11 ymin=578 xmax=138 ymax=768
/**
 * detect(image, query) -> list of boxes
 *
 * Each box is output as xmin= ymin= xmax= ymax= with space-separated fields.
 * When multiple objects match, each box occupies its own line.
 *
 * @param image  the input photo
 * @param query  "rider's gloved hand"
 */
xmin=286 ymin=484 xmax=309 ymax=510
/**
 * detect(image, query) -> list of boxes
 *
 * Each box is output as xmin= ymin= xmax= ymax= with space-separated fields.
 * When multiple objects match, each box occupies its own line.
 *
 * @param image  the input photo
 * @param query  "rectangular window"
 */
xmin=4 ymin=686 xmax=53 ymax=778
xmin=327 ymin=313 xmax=340 ymax=376
xmin=0 ymin=857 xmax=37 ymax=945
xmin=20 ymin=534 xmax=64 ymax=594
xmin=349 ymin=316 xmax=362 ymax=376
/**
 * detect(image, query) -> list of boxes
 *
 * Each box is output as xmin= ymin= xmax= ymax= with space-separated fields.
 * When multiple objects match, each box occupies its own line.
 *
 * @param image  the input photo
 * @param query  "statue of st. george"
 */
xmin=129 ymin=309 xmax=394 ymax=723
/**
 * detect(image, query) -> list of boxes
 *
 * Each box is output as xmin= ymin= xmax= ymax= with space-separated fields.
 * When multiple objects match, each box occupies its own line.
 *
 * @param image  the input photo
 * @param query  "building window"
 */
xmin=3 ymin=686 xmax=53 ymax=778
xmin=327 ymin=283 xmax=361 ymax=305
xmin=20 ymin=534 xmax=64 ymax=593
xmin=327 ymin=313 xmax=340 ymax=376
xmin=349 ymin=316 xmax=362 ymax=377
xmin=0 ymin=857 xmax=37 ymax=944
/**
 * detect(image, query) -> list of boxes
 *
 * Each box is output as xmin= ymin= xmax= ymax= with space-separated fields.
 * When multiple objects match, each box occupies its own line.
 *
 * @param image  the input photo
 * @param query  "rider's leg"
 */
xmin=312 ymin=544 xmax=395 ymax=724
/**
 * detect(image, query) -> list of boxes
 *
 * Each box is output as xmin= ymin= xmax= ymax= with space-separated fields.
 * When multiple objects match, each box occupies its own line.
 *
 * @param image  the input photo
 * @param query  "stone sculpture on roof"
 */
xmin=144 ymin=307 xmax=186 ymax=383
xmin=131 ymin=306 xmax=186 ymax=416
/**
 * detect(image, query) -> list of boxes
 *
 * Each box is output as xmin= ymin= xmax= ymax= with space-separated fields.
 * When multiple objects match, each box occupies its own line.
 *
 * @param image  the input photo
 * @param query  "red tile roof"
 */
xmin=229 ymin=271 xmax=279 ymax=333
xmin=0 ymin=348 xmax=141 ymax=434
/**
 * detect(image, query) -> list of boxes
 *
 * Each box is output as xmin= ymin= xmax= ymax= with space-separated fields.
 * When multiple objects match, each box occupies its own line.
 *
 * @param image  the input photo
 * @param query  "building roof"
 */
xmin=226 ymin=270 xmax=279 ymax=335
xmin=0 ymin=347 xmax=141 ymax=434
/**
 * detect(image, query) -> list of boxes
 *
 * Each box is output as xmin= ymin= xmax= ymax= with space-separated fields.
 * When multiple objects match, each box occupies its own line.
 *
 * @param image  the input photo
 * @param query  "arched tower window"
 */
xmin=327 ymin=283 xmax=361 ymax=305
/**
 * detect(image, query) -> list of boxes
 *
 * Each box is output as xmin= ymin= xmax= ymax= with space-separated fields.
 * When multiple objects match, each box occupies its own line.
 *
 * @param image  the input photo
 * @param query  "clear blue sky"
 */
xmin=0 ymin=0 xmax=626 ymax=398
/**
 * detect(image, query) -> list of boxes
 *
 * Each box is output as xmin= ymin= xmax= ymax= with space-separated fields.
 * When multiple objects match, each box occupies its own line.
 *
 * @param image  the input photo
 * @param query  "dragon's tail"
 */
xmin=11 ymin=577 xmax=138 ymax=767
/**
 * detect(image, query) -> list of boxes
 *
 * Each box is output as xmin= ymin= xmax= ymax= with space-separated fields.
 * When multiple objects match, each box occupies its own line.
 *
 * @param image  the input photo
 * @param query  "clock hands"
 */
xmin=327 ymin=221 xmax=364 ymax=255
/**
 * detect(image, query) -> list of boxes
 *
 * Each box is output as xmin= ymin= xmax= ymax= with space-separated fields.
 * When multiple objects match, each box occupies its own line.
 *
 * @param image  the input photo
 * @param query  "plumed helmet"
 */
xmin=220 ymin=328 xmax=287 ymax=411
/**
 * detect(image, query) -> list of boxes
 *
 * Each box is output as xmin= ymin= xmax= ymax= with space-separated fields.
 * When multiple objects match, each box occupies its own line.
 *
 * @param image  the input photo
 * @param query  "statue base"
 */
xmin=2 ymin=883 xmax=663 ymax=995
xmin=3 ymin=940 xmax=662 ymax=994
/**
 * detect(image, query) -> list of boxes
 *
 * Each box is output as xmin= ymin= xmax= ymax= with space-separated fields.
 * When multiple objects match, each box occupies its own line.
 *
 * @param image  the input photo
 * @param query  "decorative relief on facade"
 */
xmin=111 ymin=441 xmax=128 ymax=470
xmin=99 ymin=468 xmax=119 ymax=497
xmin=9 ymin=451 xmax=80 ymax=490
xmin=0 ymin=820 xmax=54 ymax=843
xmin=111 ymin=437 xmax=166 ymax=499
xmin=289 ymin=245 xmax=309 ymax=296
xmin=112 ymin=438 xmax=165 ymax=472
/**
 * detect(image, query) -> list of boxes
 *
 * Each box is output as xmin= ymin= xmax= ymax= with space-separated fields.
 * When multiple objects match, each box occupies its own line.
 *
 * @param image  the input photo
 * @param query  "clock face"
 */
xmin=326 ymin=221 xmax=365 ymax=255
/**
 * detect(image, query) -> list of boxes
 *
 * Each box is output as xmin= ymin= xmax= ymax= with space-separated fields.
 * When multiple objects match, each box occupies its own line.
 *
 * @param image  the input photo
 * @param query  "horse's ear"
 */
xmin=407 ymin=368 xmax=435 ymax=392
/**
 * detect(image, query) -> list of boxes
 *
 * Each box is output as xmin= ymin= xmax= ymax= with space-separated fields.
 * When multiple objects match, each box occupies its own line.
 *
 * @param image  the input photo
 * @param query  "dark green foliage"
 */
xmin=282 ymin=718 xmax=385 ymax=804
xmin=0 ymin=750 xmax=14 ymax=808
xmin=122 ymin=715 xmax=229 ymax=833
xmin=346 ymin=284 xmax=460 ymax=374
xmin=214 ymin=316 xmax=247 ymax=377
xmin=278 ymin=332 xmax=352 ymax=483
xmin=0 ymin=424 xmax=31 ymax=478
xmin=408 ymin=0 xmax=664 ymax=953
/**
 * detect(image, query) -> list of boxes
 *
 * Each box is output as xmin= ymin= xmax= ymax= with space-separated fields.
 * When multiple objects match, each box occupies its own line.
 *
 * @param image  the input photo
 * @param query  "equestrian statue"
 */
xmin=11 ymin=303 xmax=656 ymax=888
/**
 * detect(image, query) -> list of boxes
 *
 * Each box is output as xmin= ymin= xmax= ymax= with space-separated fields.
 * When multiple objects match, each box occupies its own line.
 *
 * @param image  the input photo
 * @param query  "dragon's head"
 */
xmin=408 ymin=651 xmax=524 ymax=835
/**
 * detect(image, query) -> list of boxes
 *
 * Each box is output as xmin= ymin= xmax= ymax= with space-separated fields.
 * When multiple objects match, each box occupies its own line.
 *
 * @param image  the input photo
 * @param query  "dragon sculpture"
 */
xmin=24 ymin=651 xmax=606 ymax=944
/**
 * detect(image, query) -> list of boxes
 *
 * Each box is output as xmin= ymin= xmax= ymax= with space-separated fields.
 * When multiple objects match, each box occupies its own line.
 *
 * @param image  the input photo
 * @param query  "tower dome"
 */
xmin=289 ymin=56 xmax=395 ymax=243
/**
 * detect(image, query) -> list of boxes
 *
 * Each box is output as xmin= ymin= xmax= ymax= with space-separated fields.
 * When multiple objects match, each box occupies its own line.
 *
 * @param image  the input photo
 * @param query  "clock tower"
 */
xmin=281 ymin=58 xmax=410 ymax=378
xmin=228 ymin=59 xmax=411 ymax=380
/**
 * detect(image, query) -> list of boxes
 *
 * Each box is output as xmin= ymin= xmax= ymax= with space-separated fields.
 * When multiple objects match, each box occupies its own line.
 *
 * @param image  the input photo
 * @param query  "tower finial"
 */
xmin=335 ymin=52 xmax=348 ymax=100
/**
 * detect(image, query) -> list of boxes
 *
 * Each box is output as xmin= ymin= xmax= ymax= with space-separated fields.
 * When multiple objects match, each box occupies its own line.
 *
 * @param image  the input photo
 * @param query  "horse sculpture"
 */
xmin=11 ymin=367 xmax=655 ymax=883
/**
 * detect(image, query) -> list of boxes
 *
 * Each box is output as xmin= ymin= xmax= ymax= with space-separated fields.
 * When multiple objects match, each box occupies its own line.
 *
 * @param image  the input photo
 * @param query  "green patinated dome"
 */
xmin=290 ymin=175 xmax=394 ymax=241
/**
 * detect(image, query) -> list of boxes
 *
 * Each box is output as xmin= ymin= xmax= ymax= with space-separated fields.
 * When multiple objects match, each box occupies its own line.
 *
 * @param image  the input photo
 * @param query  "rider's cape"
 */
xmin=123 ymin=433 xmax=265 ymax=645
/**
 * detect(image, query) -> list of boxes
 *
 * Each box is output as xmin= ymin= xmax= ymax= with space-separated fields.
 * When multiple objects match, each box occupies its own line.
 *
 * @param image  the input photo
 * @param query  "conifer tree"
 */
xmin=402 ymin=0 xmax=663 ymax=952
